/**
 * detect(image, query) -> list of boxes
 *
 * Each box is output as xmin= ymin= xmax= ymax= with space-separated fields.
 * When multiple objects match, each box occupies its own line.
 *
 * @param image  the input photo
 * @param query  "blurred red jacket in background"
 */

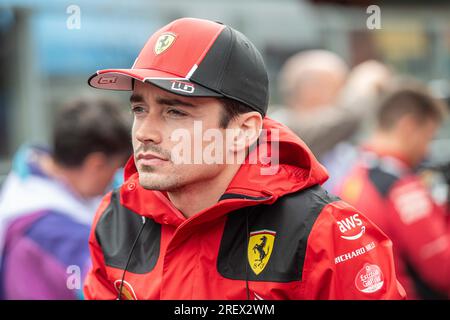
xmin=337 ymin=148 xmax=450 ymax=299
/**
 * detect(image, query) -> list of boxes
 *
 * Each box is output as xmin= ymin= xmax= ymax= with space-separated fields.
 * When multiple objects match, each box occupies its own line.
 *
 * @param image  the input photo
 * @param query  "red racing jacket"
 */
xmin=336 ymin=148 xmax=450 ymax=299
xmin=83 ymin=118 xmax=406 ymax=300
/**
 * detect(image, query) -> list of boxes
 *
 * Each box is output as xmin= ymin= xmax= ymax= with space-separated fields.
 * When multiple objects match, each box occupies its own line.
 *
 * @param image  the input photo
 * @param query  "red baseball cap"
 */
xmin=88 ymin=18 xmax=269 ymax=115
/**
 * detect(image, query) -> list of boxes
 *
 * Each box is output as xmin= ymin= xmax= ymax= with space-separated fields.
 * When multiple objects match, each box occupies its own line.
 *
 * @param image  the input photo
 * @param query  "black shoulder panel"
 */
xmin=217 ymin=185 xmax=339 ymax=282
xmin=368 ymin=167 xmax=399 ymax=197
xmin=95 ymin=191 xmax=161 ymax=274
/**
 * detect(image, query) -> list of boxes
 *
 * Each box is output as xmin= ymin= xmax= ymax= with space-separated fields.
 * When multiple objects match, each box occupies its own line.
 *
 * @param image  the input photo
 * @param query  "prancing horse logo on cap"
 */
xmin=154 ymin=33 xmax=176 ymax=55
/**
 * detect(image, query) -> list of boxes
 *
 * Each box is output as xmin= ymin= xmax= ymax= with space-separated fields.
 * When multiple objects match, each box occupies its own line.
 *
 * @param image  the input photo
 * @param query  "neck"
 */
xmin=40 ymin=156 xmax=86 ymax=198
xmin=167 ymin=163 xmax=241 ymax=219
xmin=367 ymin=131 xmax=411 ymax=166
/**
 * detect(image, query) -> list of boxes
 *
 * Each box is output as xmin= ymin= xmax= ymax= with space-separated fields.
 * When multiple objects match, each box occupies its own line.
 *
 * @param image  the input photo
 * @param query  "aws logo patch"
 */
xmin=337 ymin=213 xmax=365 ymax=241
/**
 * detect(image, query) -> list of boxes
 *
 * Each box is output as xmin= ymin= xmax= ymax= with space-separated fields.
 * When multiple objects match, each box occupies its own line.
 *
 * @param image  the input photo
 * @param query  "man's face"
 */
xmin=130 ymin=81 xmax=229 ymax=191
xmin=79 ymin=153 xmax=127 ymax=197
xmin=406 ymin=118 xmax=439 ymax=167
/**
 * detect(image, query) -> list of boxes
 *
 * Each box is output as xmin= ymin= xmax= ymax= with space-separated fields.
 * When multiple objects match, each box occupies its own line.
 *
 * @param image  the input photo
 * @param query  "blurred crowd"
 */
xmin=0 ymin=98 xmax=131 ymax=299
xmin=0 ymin=48 xmax=449 ymax=299
xmin=270 ymin=50 xmax=449 ymax=299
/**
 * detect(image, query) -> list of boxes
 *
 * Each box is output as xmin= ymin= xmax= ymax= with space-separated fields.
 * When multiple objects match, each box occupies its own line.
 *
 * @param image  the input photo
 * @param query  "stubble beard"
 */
xmin=137 ymin=164 xmax=183 ymax=191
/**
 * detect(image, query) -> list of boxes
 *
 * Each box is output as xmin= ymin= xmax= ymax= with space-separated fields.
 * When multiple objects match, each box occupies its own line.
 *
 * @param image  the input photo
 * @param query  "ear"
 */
xmin=396 ymin=114 xmax=419 ymax=138
xmin=228 ymin=111 xmax=263 ymax=153
xmin=81 ymin=152 xmax=109 ymax=172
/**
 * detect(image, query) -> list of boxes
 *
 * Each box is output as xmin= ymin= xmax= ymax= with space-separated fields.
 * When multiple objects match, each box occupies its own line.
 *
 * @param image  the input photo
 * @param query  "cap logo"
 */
xmin=171 ymin=80 xmax=195 ymax=94
xmin=154 ymin=33 xmax=176 ymax=55
xmin=98 ymin=76 xmax=117 ymax=84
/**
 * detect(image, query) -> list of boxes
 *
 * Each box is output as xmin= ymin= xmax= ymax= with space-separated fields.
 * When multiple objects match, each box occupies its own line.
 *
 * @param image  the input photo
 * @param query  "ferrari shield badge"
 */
xmin=154 ymin=33 xmax=176 ymax=55
xmin=248 ymin=230 xmax=276 ymax=275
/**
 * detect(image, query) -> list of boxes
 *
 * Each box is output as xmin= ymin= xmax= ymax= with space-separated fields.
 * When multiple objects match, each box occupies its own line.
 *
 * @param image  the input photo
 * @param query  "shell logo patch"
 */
xmin=114 ymin=280 xmax=137 ymax=300
xmin=247 ymin=230 xmax=276 ymax=275
xmin=354 ymin=263 xmax=384 ymax=293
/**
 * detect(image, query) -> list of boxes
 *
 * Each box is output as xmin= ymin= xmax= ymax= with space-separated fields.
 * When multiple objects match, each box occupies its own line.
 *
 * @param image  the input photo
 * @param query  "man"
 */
xmin=336 ymin=83 xmax=449 ymax=299
xmin=272 ymin=51 xmax=391 ymax=160
xmin=271 ymin=52 xmax=392 ymax=192
xmin=0 ymin=97 xmax=131 ymax=299
xmin=84 ymin=18 xmax=405 ymax=300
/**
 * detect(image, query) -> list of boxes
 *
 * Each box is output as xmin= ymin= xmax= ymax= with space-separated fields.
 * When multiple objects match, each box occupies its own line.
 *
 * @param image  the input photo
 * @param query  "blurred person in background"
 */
xmin=0 ymin=97 xmax=131 ymax=299
xmin=270 ymin=50 xmax=392 ymax=191
xmin=336 ymin=83 xmax=449 ymax=299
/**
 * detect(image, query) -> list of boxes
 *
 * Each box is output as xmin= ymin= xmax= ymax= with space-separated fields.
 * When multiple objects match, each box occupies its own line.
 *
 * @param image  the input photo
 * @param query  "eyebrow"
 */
xmin=129 ymin=93 xmax=144 ymax=104
xmin=129 ymin=94 xmax=196 ymax=108
xmin=155 ymin=96 xmax=195 ymax=108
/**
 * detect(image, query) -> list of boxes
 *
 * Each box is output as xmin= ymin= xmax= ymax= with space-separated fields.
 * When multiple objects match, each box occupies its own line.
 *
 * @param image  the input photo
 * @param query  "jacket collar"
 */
xmin=120 ymin=117 xmax=328 ymax=227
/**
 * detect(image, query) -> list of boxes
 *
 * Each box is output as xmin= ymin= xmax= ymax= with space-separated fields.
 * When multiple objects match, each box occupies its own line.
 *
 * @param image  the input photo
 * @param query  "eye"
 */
xmin=131 ymin=105 xmax=146 ymax=115
xmin=166 ymin=108 xmax=187 ymax=117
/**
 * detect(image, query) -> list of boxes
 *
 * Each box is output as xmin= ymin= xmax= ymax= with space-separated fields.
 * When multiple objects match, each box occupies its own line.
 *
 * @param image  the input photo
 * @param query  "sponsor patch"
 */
xmin=354 ymin=263 xmax=384 ymax=293
xmin=98 ymin=76 xmax=117 ymax=84
xmin=114 ymin=280 xmax=137 ymax=300
xmin=337 ymin=213 xmax=365 ymax=241
xmin=171 ymin=80 xmax=195 ymax=94
xmin=391 ymin=183 xmax=432 ymax=224
xmin=335 ymin=241 xmax=376 ymax=264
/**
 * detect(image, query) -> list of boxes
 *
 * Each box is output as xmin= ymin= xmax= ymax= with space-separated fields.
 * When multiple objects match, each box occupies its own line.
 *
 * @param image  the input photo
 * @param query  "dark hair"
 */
xmin=219 ymin=98 xmax=256 ymax=128
xmin=52 ymin=97 xmax=132 ymax=167
xmin=377 ymin=84 xmax=446 ymax=130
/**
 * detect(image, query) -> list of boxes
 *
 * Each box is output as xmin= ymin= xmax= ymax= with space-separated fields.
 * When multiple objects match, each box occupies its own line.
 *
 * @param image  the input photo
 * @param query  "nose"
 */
xmin=133 ymin=113 xmax=163 ymax=145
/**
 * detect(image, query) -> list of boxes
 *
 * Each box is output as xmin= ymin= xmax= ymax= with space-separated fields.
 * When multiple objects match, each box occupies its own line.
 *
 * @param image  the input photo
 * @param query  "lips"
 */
xmin=136 ymin=153 xmax=168 ymax=166
xmin=137 ymin=153 xmax=166 ymax=161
